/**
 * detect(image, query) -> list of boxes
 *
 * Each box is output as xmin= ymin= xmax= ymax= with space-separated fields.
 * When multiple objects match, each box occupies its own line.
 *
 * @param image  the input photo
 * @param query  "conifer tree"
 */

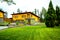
xmin=56 ymin=6 xmax=60 ymax=26
xmin=40 ymin=7 xmax=46 ymax=22
xmin=45 ymin=0 xmax=55 ymax=27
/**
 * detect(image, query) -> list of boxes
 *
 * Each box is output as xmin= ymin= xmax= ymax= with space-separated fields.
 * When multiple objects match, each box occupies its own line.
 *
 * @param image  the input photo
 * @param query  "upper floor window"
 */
xmin=14 ymin=16 xmax=18 ymax=18
xmin=22 ymin=15 xmax=26 ymax=18
xmin=27 ymin=13 xmax=31 ymax=17
xmin=31 ymin=15 xmax=33 ymax=17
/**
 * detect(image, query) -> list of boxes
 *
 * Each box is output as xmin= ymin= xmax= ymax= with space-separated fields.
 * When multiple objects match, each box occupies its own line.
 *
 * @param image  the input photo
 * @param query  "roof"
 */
xmin=9 ymin=18 xmax=12 ymax=19
xmin=0 ymin=10 xmax=5 ymax=13
xmin=12 ymin=12 xmax=40 ymax=18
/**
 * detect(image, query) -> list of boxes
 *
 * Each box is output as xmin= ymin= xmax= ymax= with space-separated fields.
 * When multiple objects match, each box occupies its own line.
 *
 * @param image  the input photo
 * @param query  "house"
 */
xmin=4 ymin=18 xmax=13 ymax=23
xmin=0 ymin=10 xmax=7 ymax=22
xmin=12 ymin=12 xmax=40 ymax=24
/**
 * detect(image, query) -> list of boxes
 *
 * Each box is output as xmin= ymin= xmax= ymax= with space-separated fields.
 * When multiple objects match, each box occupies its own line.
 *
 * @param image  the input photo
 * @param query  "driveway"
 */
xmin=0 ymin=26 xmax=8 ymax=30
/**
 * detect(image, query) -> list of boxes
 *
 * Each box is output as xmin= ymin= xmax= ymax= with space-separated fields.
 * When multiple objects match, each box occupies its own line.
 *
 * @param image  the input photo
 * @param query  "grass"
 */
xmin=0 ymin=23 xmax=60 ymax=40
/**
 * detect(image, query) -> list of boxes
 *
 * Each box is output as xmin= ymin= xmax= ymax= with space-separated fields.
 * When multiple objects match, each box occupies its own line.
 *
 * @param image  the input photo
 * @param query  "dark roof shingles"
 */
xmin=12 ymin=12 xmax=40 ymax=18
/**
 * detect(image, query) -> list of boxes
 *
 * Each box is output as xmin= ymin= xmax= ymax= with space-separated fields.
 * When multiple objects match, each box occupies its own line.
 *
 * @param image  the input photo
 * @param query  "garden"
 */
xmin=0 ymin=23 xmax=60 ymax=40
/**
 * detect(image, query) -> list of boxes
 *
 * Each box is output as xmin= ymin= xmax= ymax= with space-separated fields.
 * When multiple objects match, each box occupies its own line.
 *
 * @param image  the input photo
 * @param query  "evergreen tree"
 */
xmin=56 ymin=6 xmax=60 ymax=26
xmin=42 ymin=7 xmax=46 ymax=18
xmin=5 ymin=12 xmax=8 ymax=18
xmin=17 ymin=8 xmax=21 ymax=13
xmin=17 ymin=8 xmax=22 ymax=13
xmin=59 ymin=8 xmax=60 ymax=25
xmin=37 ymin=9 xmax=40 ymax=16
xmin=40 ymin=12 xmax=43 ymax=22
xmin=45 ymin=0 xmax=55 ymax=27
xmin=34 ymin=9 xmax=37 ymax=15
xmin=0 ymin=8 xmax=3 ymax=11
xmin=40 ymin=7 xmax=46 ymax=22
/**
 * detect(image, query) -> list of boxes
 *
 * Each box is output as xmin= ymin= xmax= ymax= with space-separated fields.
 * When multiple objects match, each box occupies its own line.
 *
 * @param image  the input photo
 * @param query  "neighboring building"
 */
xmin=0 ymin=10 xmax=5 ymax=22
xmin=0 ymin=10 xmax=7 ymax=22
xmin=12 ymin=12 xmax=40 ymax=24
xmin=4 ymin=18 xmax=13 ymax=23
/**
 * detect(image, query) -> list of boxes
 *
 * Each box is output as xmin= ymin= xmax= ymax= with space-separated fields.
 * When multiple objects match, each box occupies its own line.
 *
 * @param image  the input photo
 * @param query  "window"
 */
xmin=31 ymin=15 xmax=33 ymax=17
xmin=31 ymin=18 xmax=35 ymax=20
xmin=27 ymin=14 xmax=30 ymax=17
xmin=0 ymin=18 xmax=3 ymax=22
xmin=14 ymin=16 xmax=18 ymax=18
xmin=22 ymin=15 xmax=26 ymax=18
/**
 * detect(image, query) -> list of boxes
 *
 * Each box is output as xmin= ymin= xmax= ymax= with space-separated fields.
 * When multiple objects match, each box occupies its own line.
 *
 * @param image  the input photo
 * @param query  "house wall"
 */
xmin=31 ymin=15 xmax=39 ymax=22
xmin=0 ymin=18 xmax=3 ymax=22
xmin=12 ymin=14 xmax=27 ymax=21
xmin=4 ymin=18 xmax=12 ymax=23
xmin=12 ymin=13 xmax=40 ymax=24
xmin=28 ymin=13 xmax=39 ymax=22
xmin=0 ymin=12 xmax=4 ymax=22
xmin=0 ymin=12 xmax=4 ymax=18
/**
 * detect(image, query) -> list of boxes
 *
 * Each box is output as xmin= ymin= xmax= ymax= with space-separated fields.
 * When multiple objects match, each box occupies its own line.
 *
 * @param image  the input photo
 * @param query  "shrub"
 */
xmin=0 ymin=22 xmax=9 ymax=26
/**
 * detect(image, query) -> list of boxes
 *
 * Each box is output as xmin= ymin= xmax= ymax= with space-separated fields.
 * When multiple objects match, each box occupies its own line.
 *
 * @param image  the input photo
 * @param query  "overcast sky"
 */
xmin=0 ymin=0 xmax=60 ymax=18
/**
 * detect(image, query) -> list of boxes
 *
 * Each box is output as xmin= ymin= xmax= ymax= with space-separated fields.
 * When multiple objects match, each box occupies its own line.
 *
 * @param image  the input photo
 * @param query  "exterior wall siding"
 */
xmin=0 ymin=18 xmax=3 ymax=22
xmin=0 ymin=12 xmax=4 ymax=22
xmin=12 ymin=12 xmax=40 ymax=24
xmin=0 ymin=12 xmax=4 ymax=18
xmin=12 ymin=14 xmax=27 ymax=21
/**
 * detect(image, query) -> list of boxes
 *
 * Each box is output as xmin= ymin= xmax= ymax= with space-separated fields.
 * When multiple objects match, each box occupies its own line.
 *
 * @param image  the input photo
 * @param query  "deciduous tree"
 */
xmin=0 ymin=0 xmax=16 ymax=5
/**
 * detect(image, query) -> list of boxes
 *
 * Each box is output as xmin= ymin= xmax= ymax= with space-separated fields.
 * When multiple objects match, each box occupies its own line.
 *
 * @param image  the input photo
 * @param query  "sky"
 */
xmin=0 ymin=0 xmax=60 ymax=18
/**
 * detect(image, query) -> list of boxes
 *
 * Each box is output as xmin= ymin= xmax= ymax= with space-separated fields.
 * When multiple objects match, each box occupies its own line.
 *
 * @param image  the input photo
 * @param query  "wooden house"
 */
xmin=12 ymin=12 xmax=40 ymax=24
xmin=0 ymin=10 xmax=7 ymax=22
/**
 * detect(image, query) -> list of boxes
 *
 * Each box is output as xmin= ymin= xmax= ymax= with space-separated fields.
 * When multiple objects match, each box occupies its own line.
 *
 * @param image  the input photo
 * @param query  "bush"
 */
xmin=45 ymin=19 xmax=55 ymax=27
xmin=55 ymin=21 xmax=59 ymax=26
xmin=0 ymin=22 xmax=9 ymax=26
xmin=45 ymin=1 xmax=55 ymax=27
xmin=45 ymin=21 xmax=49 ymax=27
xmin=16 ymin=21 xmax=19 ymax=25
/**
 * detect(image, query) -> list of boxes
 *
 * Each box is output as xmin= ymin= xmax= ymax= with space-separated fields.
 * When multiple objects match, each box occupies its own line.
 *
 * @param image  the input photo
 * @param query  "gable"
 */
xmin=27 ymin=12 xmax=40 ymax=18
xmin=12 ymin=12 xmax=40 ymax=19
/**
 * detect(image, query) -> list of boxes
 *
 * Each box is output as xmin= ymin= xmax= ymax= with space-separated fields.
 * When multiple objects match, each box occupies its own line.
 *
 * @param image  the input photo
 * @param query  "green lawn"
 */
xmin=0 ymin=23 xmax=60 ymax=40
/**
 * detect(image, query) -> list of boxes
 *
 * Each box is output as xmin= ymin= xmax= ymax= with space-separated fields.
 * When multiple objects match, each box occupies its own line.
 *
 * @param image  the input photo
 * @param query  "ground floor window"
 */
xmin=0 ymin=18 xmax=3 ymax=22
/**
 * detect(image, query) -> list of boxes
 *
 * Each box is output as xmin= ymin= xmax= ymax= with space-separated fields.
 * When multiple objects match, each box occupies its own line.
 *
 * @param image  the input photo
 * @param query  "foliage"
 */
xmin=0 ymin=22 xmax=9 ymax=26
xmin=40 ymin=7 xmax=46 ymax=22
xmin=55 ymin=6 xmax=60 ymax=26
xmin=41 ymin=7 xmax=46 ymax=18
xmin=45 ymin=1 xmax=56 ymax=27
xmin=40 ymin=12 xmax=43 ymax=22
xmin=16 ymin=21 xmax=20 ymax=25
xmin=0 ymin=0 xmax=16 ymax=5
xmin=33 ymin=9 xmax=39 ymax=15
xmin=17 ymin=8 xmax=21 ymax=13
xmin=34 ymin=9 xmax=37 ymax=15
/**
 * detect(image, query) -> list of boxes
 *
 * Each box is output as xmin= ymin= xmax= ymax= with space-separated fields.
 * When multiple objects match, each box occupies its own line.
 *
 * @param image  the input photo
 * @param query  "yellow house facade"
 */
xmin=0 ymin=10 xmax=7 ymax=22
xmin=0 ymin=10 xmax=5 ymax=22
xmin=12 ymin=12 xmax=40 ymax=24
xmin=0 ymin=12 xmax=4 ymax=18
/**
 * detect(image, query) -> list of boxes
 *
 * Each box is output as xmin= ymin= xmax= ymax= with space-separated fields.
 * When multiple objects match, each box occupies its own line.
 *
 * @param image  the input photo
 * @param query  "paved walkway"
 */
xmin=0 ymin=26 xmax=8 ymax=30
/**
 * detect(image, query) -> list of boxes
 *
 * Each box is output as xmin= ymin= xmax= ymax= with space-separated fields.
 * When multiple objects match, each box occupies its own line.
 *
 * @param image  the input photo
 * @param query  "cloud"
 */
xmin=0 ymin=0 xmax=60 ymax=18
